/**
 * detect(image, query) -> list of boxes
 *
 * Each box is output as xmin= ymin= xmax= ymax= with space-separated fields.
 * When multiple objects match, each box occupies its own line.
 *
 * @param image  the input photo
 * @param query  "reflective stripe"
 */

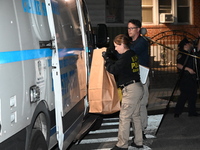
xmin=0 ymin=47 xmax=85 ymax=64
xmin=0 ymin=48 xmax=52 ymax=64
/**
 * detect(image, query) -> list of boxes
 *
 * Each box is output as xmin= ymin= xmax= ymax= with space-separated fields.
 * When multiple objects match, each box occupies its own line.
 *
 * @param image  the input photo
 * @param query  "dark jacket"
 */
xmin=104 ymin=50 xmax=140 ymax=86
xmin=130 ymin=36 xmax=149 ymax=67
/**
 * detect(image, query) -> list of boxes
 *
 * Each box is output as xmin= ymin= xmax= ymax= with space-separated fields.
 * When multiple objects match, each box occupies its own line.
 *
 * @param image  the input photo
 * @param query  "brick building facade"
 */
xmin=144 ymin=0 xmax=200 ymax=38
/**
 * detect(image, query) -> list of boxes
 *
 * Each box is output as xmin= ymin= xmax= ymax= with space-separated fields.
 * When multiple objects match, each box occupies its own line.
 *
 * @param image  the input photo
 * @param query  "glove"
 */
xmin=102 ymin=51 xmax=109 ymax=60
xmin=106 ymin=47 xmax=118 ymax=60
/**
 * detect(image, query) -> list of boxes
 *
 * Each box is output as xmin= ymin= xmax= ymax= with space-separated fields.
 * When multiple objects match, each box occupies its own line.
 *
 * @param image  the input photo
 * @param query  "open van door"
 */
xmin=45 ymin=0 xmax=90 ymax=149
xmin=45 ymin=0 xmax=64 ymax=149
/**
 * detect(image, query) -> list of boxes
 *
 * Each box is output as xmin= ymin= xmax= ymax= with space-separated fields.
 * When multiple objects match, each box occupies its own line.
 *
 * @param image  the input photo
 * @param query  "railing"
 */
xmin=147 ymin=30 xmax=197 ymax=89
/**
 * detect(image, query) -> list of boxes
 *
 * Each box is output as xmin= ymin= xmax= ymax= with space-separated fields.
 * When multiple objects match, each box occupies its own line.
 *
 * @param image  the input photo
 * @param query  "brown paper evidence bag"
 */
xmin=88 ymin=48 xmax=120 ymax=114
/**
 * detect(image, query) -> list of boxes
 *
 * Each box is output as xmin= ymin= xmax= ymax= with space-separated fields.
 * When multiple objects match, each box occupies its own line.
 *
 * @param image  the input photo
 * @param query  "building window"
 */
xmin=105 ymin=0 xmax=124 ymax=23
xmin=142 ymin=0 xmax=153 ymax=23
xmin=177 ymin=0 xmax=190 ymax=23
xmin=142 ymin=0 xmax=191 ymax=24
xmin=159 ymin=0 xmax=171 ymax=13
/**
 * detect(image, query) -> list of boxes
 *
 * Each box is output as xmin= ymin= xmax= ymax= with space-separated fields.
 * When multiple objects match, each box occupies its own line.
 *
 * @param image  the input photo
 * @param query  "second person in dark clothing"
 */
xmin=174 ymin=38 xmax=199 ymax=118
xmin=174 ymin=38 xmax=200 ymax=117
xmin=127 ymin=19 xmax=150 ymax=139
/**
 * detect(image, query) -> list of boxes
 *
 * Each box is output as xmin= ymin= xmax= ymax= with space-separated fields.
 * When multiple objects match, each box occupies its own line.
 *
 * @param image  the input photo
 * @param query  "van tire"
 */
xmin=29 ymin=129 xmax=48 ymax=150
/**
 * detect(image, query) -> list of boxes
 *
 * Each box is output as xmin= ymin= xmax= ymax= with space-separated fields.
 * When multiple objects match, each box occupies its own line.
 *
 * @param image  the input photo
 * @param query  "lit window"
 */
xmin=142 ymin=0 xmax=153 ymax=23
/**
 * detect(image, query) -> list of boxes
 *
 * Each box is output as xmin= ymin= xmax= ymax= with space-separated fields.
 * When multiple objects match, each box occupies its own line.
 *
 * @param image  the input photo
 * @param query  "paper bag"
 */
xmin=88 ymin=48 xmax=120 ymax=114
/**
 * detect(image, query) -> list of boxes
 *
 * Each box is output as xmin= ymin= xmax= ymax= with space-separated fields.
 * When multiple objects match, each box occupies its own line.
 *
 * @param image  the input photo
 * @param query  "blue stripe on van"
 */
xmin=0 ymin=48 xmax=52 ymax=64
xmin=50 ymin=126 xmax=56 ymax=136
xmin=0 ymin=47 xmax=85 ymax=64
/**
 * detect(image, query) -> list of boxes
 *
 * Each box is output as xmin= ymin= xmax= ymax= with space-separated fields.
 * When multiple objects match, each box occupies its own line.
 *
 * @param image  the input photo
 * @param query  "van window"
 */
xmin=53 ymin=0 xmax=82 ymax=48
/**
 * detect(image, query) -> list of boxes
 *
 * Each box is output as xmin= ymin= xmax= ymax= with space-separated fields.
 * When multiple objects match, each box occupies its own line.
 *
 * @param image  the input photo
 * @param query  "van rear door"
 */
xmin=45 ymin=0 xmax=88 ymax=149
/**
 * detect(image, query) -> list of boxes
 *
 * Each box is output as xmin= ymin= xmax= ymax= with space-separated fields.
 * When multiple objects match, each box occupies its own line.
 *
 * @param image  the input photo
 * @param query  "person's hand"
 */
xmin=185 ymin=67 xmax=196 ymax=74
xmin=102 ymin=51 xmax=109 ymax=60
xmin=105 ymin=47 xmax=118 ymax=60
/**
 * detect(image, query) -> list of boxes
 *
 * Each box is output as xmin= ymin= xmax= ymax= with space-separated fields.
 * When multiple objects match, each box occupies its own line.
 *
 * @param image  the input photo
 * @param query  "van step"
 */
xmin=75 ymin=113 xmax=102 ymax=144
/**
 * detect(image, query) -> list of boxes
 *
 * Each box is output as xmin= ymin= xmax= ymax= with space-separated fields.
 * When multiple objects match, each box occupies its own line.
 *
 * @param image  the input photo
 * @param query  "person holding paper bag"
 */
xmin=102 ymin=34 xmax=144 ymax=150
xmin=127 ymin=19 xmax=150 ymax=139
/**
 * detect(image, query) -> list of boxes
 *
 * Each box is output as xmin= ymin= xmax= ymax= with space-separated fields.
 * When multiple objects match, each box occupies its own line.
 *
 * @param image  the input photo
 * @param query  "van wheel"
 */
xmin=29 ymin=129 xmax=48 ymax=150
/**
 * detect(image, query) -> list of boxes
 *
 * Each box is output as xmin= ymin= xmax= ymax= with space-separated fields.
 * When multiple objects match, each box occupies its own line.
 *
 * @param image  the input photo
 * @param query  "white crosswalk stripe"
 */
xmin=80 ymin=137 xmax=118 ymax=144
xmin=101 ymin=122 xmax=119 ymax=126
xmin=89 ymin=129 xmax=119 ymax=134
xmin=72 ymin=115 xmax=162 ymax=150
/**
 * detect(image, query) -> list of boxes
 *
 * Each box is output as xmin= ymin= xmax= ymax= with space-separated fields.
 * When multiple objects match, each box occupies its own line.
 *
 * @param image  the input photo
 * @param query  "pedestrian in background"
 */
xmin=174 ymin=37 xmax=200 ymax=117
xmin=127 ymin=19 xmax=150 ymax=139
xmin=102 ymin=34 xmax=144 ymax=150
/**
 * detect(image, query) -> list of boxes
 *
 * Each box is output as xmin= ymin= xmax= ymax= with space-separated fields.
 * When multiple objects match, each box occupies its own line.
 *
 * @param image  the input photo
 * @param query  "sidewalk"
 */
xmin=148 ymin=87 xmax=200 ymax=113
xmin=148 ymin=88 xmax=179 ymax=112
xmin=146 ymin=88 xmax=200 ymax=150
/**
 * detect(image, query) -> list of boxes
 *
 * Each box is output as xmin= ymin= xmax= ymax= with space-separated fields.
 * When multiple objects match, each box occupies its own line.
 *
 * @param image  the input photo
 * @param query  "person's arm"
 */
xmin=177 ymin=63 xmax=196 ymax=74
xmin=104 ymin=57 xmax=124 ymax=76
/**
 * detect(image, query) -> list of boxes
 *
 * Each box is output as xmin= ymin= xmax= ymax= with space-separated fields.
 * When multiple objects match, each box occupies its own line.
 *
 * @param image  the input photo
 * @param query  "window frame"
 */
xmin=142 ymin=0 xmax=192 ymax=25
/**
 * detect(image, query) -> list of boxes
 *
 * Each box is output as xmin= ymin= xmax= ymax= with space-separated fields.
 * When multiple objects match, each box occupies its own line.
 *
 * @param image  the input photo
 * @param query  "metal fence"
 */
xmin=148 ymin=30 xmax=197 ymax=89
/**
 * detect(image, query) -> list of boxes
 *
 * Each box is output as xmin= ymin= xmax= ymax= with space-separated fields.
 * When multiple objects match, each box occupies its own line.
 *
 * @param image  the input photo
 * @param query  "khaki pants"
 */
xmin=116 ymin=82 xmax=144 ymax=148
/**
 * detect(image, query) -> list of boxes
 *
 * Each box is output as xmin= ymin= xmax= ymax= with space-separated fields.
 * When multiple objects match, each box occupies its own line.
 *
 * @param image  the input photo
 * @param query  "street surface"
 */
xmin=67 ymin=113 xmax=162 ymax=150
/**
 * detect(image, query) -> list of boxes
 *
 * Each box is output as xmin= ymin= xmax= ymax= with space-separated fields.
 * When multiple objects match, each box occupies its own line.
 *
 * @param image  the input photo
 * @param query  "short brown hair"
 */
xmin=113 ymin=34 xmax=131 ymax=47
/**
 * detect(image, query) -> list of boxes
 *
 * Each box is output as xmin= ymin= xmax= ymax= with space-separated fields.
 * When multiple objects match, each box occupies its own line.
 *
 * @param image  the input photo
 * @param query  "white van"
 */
xmin=0 ymin=0 xmax=107 ymax=149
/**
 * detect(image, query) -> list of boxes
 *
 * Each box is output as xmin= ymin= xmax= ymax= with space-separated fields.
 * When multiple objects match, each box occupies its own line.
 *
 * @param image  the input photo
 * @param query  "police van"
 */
xmin=0 ymin=0 xmax=107 ymax=149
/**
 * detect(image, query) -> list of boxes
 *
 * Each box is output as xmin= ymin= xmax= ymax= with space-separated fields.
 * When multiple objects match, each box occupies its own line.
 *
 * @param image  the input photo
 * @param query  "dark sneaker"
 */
xmin=111 ymin=145 xmax=128 ymax=150
xmin=130 ymin=142 xmax=143 ymax=148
